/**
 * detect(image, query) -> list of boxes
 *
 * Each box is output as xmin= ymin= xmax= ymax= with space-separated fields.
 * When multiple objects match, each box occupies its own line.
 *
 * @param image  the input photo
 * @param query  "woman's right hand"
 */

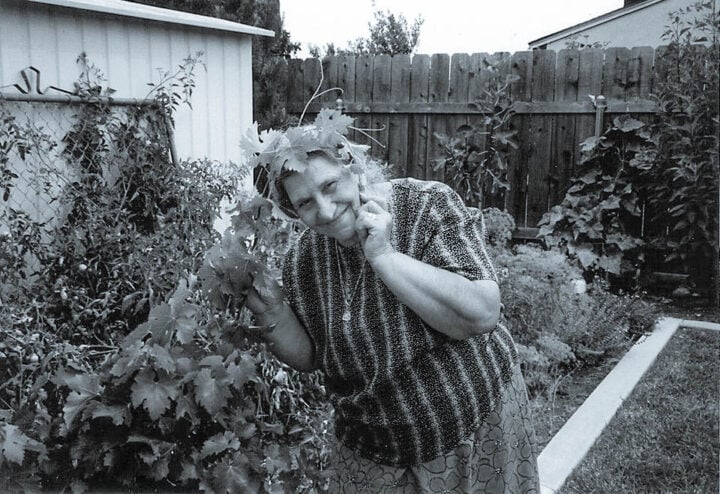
xmin=244 ymin=275 xmax=285 ymax=327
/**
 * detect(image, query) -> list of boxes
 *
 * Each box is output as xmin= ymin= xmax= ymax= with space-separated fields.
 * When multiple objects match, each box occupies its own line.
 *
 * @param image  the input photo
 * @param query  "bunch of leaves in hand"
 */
xmin=199 ymin=192 xmax=299 ymax=319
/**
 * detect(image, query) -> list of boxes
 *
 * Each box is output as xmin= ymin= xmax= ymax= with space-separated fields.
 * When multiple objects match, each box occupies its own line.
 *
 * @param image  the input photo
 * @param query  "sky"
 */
xmin=281 ymin=0 xmax=624 ymax=56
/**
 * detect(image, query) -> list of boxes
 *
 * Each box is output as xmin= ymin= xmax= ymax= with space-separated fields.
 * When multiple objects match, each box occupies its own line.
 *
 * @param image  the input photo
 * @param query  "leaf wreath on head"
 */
xmin=240 ymin=108 xmax=371 ymax=219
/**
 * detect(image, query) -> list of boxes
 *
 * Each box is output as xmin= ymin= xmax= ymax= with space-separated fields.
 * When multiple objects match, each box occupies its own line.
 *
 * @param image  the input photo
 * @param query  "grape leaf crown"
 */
xmin=240 ymin=108 xmax=370 ymax=206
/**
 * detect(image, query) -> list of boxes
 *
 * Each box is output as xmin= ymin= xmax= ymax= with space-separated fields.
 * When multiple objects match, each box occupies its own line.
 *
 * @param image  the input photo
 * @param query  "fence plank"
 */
xmin=526 ymin=49 xmax=556 ymax=227
xmin=628 ymin=46 xmax=654 ymax=99
xmin=467 ymin=52 xmax=493 ymax=184
xmin=353 ymin=55 xmax=373 ymax=147
xmin=551 ymin=49 xmax=580 ymax=211
xmin=652 ymin=45 xmax=671 ymax=92
xmin=287 ymin=58 xmax=304 ymax=111
xmin=303 ymin=58 xmax=322 ymax=111
xmin=427 ymin=53 xmax=450 ymax=182
xmin=448 ymin=52 xmax=471 ymax=137
xmin=508 ymin=51 xmax=533 ymax=225
xmin=408 ymin=54 xmax=430 ymax=179
xmin=603 ymin=47 xmax=631 ymax=100
xmin=575 ymin=48 xmax=604 ymax=156
xmin=320 ymin=56 xmax=340 ymax=106
xmin=337 ymin=54 xmax=356 ymax=103
xmin=371 ymin=54 xmax=392 ymax=161
xmin=388 ymin=54 xmax=411 ymax=173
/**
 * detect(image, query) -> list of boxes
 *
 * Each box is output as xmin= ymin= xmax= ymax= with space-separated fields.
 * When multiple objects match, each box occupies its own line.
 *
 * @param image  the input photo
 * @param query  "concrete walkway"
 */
xmin=537 ymin=317 xmax=720 ymax=494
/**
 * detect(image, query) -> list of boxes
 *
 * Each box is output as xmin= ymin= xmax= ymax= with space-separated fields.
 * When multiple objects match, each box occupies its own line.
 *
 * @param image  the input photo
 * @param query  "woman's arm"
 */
xmin=369 ymin=251 xmax=501 ymax=339
xmin=249 ymin=299 xmax=317 ymax=371
xmin=243 ymin=273 xmax=316 ymax=371
xmin=356 ymin=189 xmax=501 ymax=340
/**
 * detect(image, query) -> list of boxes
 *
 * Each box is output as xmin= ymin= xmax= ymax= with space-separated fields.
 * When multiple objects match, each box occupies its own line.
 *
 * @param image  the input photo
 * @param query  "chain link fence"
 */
xmin=0 ymin=95 xmax=171 ymax=232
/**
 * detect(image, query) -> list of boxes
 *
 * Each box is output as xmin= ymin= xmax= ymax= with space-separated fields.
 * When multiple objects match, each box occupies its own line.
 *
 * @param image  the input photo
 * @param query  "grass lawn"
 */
xmin=558 ymin=327 xmax=719 ymax=494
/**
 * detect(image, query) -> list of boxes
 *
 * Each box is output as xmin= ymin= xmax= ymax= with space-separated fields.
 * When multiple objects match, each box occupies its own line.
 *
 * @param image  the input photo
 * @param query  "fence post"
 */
xmin=593 ymin=94 xmax=607 ymax=137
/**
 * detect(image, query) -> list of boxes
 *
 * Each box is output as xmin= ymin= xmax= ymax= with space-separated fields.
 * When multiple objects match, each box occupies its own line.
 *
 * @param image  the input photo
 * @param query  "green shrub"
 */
xmin=481 ymin=207 xmax=515 ymax=250
xmin=496 ymin=244 xmax=657 ymax=398
xmin=0 ymin=56 xmax=332 ymax=494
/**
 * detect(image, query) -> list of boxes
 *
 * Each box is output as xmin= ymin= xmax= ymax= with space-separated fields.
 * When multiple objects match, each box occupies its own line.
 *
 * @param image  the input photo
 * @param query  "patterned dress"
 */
xmin=282 ymin=178 xmax=539 ymax=492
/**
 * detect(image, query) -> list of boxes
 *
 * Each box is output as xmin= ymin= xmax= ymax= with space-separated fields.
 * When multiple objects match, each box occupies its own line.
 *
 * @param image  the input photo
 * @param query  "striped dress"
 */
xmin=282 ymin=178 xmax=520 ymax=467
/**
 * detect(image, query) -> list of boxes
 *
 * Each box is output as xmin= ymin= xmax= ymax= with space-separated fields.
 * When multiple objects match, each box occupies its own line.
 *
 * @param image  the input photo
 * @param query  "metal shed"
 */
xmin=0 ymin=0 xmax=274 ymax=164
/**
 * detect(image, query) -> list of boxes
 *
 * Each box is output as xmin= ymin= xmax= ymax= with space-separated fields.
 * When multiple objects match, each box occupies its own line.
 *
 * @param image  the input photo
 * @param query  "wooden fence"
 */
xmin=278 ymin=47 xmax=673 ymax=230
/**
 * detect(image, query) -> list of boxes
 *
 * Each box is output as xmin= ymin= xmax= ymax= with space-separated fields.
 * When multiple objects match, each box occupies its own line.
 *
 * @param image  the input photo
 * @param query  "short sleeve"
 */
xmin=420 ymin=184 xmax=498 ymax=282
xmin=281 ymin=239 xmax=323 ymax=367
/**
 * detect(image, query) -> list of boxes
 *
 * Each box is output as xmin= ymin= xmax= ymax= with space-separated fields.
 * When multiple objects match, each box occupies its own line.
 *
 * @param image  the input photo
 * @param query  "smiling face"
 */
xmin=282 ymin=153 xmax=361 ymax=246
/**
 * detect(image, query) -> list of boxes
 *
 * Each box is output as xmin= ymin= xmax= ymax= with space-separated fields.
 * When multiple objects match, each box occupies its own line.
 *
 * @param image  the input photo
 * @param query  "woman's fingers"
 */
xmin=359 ymin=192 xmax=388 ymax=211
xmin=244 ymin=276 xmax=283 ymax=314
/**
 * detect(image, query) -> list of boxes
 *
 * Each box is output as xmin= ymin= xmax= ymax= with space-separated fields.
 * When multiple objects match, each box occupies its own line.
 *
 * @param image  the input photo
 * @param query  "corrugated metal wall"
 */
xmin=0 ymin=0 xmax=254 ymax=164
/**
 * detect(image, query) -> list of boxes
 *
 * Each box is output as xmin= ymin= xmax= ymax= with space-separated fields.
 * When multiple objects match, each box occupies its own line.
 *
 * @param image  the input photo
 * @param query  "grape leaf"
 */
xmin=52 ymin=371 xmax=104 ymax=430
xmin=110 ymin=341 xmax=146 ymax=380
xmin=315 ymin=108 xmax=353 ymax=149
xmin=173 ymin=305 xmax=198 ymax=344
xmin=0 ymin=424 xmax=29 ymax=464
xmin=227 ymin=357 xmax=258 ymax=391
xmin=126 ymin=435 xmax=174 ymax=470
xmin=194 ymin=368 xmax=232 ymax=415
xmin=212 ymin=455 xmax=253 ymax=494
xmin=200 ymin=432 xmax=240 ymax=459
xmin=51 ymin=368 xmax=103 ymax=394
xmin=263 ymin=444 xmax=291 ymax=475
xmin=199 ymin=355 xmax=224 ymax=370
xmin=70 ymin=480 xmax=88 ymax=494
xmin=130 ymin=370 xmax=179 ymax=420
xmin=179 ymin=461 xmax=199 ymax=483
xmin=174 ymin=394 xmax=200 ymax=427
xmin=146 ymin=344 xmax=175 ymax=373
xmin=147 ymin=455 xmax=171 ymax=481
xmin=315 ymin=108 xmax=353 ymax=134
xmin=87 ymin=403 xmax=128 ymax=426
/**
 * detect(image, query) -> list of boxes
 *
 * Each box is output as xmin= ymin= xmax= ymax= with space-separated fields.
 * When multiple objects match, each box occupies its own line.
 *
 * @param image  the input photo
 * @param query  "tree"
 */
xmin=309 ymin=9 xmax=424 ymax=57
xmin=365 ymin=9 xmax=424 ymax=55
xmin=127 ymin=0 xmax=299 ymax=127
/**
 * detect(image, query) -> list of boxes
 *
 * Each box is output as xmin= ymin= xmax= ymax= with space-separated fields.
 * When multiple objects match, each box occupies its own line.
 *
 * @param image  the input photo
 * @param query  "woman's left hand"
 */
xmin=355 ymin=191 xmax=394 ymax=261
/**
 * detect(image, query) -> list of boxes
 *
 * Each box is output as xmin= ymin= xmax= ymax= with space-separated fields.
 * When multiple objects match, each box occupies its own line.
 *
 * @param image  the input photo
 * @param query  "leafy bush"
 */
xmin=495 ymin=244 xmax=657 ymax=397
xmin=537 ymin=115 xmax=650 ymax=285
xmin=434 ymin=59 xmax=517 ymax=208
xmin=538 ymin=2 xmax=719 ymax=295
xmin=0 ymin=56 xmax=333 ymax=493
xmin=643 ymin=1 xmax=719 ymax=291
xmin=481 ymin=207 xmax=516 ymax=250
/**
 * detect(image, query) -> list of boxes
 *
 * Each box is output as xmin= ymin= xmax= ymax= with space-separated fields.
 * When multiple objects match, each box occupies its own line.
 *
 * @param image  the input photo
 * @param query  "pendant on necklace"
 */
xmin=342 ymin=310 xmax=352 ymax=323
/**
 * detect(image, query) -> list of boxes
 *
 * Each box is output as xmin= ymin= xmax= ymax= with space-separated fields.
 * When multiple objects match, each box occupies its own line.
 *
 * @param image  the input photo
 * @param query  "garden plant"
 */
xmin=539 ymin=1 xmax=719 ymax=299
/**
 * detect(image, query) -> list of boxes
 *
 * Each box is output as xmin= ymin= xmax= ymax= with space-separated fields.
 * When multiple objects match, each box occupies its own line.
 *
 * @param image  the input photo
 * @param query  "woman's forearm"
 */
xmin=369 ymin=251 xmax=501 ymax=339
xmin=254 ymin=302 xmax=317 ymax=371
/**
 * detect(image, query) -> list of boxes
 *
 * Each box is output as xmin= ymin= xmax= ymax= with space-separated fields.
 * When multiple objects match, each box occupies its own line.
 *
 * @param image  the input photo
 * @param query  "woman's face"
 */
xmin=282 ymin=154 xmax=361 ymax=245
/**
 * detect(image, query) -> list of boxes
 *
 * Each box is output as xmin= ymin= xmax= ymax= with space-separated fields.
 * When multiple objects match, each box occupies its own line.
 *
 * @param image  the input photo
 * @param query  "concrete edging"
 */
xmin=537 ymin=317 xmax=685 ymax=494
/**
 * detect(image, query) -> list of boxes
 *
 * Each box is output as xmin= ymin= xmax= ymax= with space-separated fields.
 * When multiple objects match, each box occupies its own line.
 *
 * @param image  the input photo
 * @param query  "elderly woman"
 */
xmin=243 ymin=112 xmax=539 ymax=493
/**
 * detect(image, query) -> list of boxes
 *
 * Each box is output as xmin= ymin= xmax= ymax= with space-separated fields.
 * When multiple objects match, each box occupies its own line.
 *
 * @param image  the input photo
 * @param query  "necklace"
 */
xmin=335 ymin=242 xmax=366 ymax=323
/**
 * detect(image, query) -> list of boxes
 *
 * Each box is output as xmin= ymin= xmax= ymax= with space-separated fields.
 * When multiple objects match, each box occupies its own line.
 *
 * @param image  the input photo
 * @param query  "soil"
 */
xmin=530 ymin=295 xmax=720 ymax=451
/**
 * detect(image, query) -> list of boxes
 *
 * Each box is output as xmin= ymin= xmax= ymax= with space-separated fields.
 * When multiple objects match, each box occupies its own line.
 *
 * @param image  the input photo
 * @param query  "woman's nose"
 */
xmin=316 ymin=197 xmax=335 ymax=222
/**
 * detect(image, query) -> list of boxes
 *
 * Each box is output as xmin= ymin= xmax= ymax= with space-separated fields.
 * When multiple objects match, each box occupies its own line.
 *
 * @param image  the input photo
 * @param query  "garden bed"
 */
xmin=545 ymin=321 xmax=719 ymax=493
xmin=530 ymin=297 xmax=720 ymax=451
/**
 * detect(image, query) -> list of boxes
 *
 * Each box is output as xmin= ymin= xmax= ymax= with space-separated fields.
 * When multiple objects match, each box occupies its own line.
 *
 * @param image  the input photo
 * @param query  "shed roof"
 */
xmin=528 ymin=0 xmax=665 ymax=48
xmin=28 ymin=0 xmax=275 ymax=37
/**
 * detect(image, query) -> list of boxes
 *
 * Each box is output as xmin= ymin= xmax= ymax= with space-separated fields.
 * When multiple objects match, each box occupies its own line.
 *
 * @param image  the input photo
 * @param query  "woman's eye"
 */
xmin=324 ymin=181 xmax=337 ymax=192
